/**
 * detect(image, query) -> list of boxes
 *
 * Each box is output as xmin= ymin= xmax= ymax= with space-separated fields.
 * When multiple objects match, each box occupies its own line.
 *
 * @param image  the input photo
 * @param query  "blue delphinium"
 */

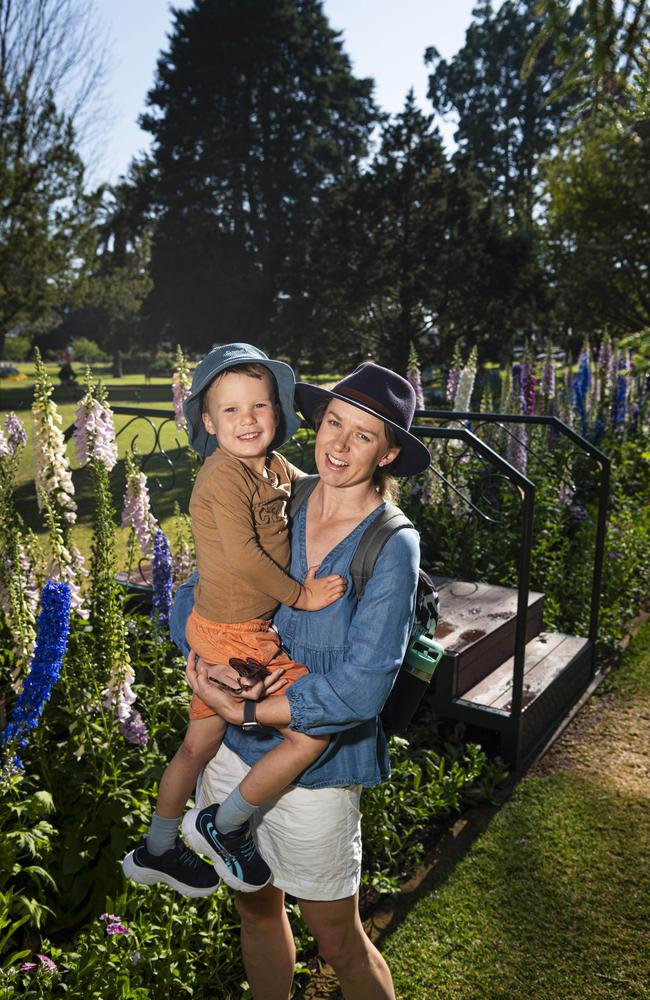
xmin=612 ymin=360 xmax=627 ymax=430
xmin=152 ymin=529 xmax=173 ymax=630
xmin=1 ymin=581 xmax=71 ymax=769
xmin=572 ymin=350 xmax=591 ymax=436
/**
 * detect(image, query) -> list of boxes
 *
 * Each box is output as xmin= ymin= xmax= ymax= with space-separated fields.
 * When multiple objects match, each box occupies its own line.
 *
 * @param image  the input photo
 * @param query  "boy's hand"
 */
xmin=293 ymin=565 xmax=347 ymax=611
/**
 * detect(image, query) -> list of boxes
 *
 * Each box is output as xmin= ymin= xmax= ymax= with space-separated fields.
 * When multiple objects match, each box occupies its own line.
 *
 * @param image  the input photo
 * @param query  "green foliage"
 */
xmin=70 ymin=339 xmax=108 ymax=364
xmin=362 ymin=727 xmax=508 ymax=894
xmin=545 ymin=122 xmax=650 ymax=337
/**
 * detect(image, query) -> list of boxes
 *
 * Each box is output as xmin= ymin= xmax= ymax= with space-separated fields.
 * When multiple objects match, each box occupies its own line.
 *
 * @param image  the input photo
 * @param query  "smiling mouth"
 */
xmin=326 ymin=453 xmax=349 ymax=468
xmin=237 ymin=432 xmax=262 ymax=441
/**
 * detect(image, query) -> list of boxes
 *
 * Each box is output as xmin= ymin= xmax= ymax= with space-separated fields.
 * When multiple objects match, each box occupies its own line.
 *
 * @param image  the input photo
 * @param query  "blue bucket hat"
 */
xmin=183 ymin=343 xmax=300 ymax=457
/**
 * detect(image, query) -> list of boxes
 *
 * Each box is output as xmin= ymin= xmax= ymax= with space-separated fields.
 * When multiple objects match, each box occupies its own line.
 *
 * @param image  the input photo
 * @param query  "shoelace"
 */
xmin=179 ymin=848 xmax=201 ymax=869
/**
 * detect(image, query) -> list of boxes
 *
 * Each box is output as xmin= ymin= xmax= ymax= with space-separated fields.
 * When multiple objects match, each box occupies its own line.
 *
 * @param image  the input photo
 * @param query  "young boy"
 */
xmin=123 ymin=344 xmax=345 ymax=896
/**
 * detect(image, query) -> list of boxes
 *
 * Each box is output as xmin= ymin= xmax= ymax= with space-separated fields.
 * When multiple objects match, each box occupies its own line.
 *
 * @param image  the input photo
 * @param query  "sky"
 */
xmin=92 ymin=0 xmax=483 ymax=185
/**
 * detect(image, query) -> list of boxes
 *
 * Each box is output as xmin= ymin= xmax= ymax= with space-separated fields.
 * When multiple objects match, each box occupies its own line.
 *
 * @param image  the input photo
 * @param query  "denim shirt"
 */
xmin=170 ymin=500 xmax=420 ymax=789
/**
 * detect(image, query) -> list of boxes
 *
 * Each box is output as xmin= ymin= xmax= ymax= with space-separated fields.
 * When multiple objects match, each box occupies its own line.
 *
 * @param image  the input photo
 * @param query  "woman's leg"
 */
xmin=234 ymin=884 xmax=295 ymax=1000
xmin=298 ymin=893 xmax=395 ymax=1000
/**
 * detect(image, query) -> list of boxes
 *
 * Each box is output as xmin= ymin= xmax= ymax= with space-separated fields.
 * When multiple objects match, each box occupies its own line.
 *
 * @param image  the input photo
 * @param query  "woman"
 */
xmin=178 ymin=362 xmax=431 ymax=1000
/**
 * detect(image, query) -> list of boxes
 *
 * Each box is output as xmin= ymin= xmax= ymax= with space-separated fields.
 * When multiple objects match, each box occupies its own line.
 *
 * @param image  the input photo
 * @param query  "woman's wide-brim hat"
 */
xmin=295 ymin=362 xmax=431 ymax=477
xmin=183 ymin=343 xmax=300 ymax=457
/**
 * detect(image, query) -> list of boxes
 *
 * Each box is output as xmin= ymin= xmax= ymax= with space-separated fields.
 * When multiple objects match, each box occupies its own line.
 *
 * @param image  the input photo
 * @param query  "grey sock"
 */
xmin=146 ymin=812 xmax=179 ymax=856
xmin=215 ymin=785 xmax=256 ymax=834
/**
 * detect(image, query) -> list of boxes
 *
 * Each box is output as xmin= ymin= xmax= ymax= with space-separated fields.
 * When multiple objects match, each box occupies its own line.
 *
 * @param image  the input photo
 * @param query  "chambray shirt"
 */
xmin=170 ymin=499 xmax=420 ymax=789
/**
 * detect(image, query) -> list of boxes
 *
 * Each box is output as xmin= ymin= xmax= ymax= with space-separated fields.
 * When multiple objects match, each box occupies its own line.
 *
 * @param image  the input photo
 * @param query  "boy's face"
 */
xmin=201 ymin=370 xmax=279 ymax=468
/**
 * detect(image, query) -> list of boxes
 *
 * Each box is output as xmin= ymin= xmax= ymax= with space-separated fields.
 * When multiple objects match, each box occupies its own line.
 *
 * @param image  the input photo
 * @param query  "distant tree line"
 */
xmin=1 ymin=0 xmax=649 ymax=374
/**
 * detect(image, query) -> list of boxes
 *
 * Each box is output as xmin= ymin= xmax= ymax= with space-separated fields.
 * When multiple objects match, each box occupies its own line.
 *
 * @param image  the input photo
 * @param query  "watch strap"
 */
xmin=243 ymin=700 xmax=258 ymax=727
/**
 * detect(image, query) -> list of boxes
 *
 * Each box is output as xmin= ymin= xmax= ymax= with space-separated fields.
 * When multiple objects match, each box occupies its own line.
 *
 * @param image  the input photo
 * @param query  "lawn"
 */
xmin=380 ymin=623 xmax=650 ymax=1000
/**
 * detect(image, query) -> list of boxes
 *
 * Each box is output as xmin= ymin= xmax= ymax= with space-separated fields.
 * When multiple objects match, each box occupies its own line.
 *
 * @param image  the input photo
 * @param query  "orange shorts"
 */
xmin=186 ymin=609 xmax=309 ymax=721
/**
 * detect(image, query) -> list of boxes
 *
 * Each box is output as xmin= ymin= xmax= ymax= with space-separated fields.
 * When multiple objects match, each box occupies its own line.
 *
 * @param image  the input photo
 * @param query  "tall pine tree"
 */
xmin=140 ymin=0 xmax=377 ymax=352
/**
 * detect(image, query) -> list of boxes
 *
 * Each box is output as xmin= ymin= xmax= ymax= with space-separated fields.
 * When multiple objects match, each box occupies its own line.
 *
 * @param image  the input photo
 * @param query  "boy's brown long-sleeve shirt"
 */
xmin=189 ymin=449 xmax=303 ymax=623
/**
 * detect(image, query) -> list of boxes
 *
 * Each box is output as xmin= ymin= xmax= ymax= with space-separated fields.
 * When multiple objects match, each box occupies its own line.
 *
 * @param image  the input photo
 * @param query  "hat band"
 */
xmin=337 ymin=386 xmax=403 ymax=426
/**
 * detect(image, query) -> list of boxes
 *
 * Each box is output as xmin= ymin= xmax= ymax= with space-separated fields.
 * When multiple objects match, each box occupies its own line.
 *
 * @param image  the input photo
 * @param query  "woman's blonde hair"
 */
xmin=313 ymin=402 xmax=401 ymax=502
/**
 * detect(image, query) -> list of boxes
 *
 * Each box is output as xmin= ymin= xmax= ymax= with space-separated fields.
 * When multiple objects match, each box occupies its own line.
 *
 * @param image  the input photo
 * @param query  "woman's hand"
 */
xmin=185 ymin=650 xmax=287 ymax=724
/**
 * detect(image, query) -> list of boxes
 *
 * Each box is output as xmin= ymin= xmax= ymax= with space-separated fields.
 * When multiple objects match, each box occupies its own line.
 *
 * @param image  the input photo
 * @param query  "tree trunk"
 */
xmin=112 ymin=343 xmax=123 ymax=378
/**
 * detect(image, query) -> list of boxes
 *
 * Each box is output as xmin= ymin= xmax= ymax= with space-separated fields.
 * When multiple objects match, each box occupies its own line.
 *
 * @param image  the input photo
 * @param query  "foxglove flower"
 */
xmin=521 ymin=360 xmax=536 ymax=416
xmin=172 ymin=541 xmax=196 ymax=590
xmin=541 ymin=346 xmax=556 ymax=400
xmin=0 ymin=426 xmax=10 ymax=457
xmin=73 ymin=391 xmax=118 ymax=471
xmin=1 ymin=581 xmax=71 ymax=768
xmin=103 ymin=660 xmax=136 ymax=723
xmin=172 ymin=345 xmax=192 ymax=431
xmin=121 ymin=460 xmax=157 ymax=556
xmin=452 ymin=347 xmax=478 ymax=414
xmin=6 ymin=412 xmax=27 ymax=453
xmin=406 ymin=345 xmax=425 ymax=410
xmin=32 ymin=353 xmax=76 ymax=524
xmin=446 ymin=342 xmax=464 ymax=403
xmin=49 ymin=544 xmax=89 ymax=620
xmin=0 ymin=540 xmax=39 ymax=663
xmin=152 ymin=530 xmax=173 ymax=629
xmin=119 ymin=707 xmax=149 ymax=747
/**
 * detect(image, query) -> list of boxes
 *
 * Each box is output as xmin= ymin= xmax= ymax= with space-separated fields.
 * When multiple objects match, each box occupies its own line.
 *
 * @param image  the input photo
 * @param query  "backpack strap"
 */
xmin=288 ymin=475 xmax=319 ymax=518
xmin=351 ymin=503 xmax=416 ymax=600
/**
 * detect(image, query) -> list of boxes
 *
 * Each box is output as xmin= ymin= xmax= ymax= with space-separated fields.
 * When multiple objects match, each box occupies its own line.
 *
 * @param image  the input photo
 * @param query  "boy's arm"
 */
xmin=207 ymin=464 xmax=343 ymax=610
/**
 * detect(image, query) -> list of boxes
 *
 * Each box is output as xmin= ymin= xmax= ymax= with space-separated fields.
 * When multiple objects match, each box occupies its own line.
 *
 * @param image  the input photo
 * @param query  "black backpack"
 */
xmin=288 ymin=476 xmax=443 ymax=735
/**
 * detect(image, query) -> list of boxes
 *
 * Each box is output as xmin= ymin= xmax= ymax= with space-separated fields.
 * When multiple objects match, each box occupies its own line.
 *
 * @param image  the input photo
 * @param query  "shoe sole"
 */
xmin=121 ymin=850 xmax=220 ymax=898
xmin=181 ymin=809 xmax=272 ymax=894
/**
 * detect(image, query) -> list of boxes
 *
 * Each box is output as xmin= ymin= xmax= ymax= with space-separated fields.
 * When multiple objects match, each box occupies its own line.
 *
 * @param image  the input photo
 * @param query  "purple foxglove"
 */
xmin=73 ymin=394 xmax=117 ymax=471
xmin=5 ymin=413 xmax=27 ymax=453
xmin=121 ymin=464 xmax=157 ymax=556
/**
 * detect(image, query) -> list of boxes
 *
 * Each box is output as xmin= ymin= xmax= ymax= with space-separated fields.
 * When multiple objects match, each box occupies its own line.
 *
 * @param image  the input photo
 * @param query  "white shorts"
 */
xmin=197 ymin=743 xmax=363 ymax=901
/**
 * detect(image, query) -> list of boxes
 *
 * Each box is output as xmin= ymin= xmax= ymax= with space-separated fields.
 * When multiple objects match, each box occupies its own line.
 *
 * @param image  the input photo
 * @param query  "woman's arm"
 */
xmin=283 ymin=529 xmax=420 ymax=737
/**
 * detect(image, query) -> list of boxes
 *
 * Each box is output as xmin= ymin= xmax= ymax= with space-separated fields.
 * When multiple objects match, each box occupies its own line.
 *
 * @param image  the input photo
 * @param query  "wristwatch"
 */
xmin=242 ymin=700 xmax=261 ymax=732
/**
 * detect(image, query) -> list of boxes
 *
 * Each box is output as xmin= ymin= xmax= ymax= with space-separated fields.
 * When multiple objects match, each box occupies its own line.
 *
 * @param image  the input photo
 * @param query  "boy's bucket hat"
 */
xmin=295 ymin=362 xmax=431 ymax=476
xmin=183 ymin=343 xmax=300 ymax=457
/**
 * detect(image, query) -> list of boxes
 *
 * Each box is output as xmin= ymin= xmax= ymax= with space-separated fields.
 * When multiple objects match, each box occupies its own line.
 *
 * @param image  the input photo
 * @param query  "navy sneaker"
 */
xmin=122 ymin=835 xmax=221 ymax=897
xmin=182 ymin=804 xmax=271 ymax=893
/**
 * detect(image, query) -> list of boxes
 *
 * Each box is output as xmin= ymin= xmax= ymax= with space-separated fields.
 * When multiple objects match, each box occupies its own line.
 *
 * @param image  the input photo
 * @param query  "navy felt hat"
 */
xmin=295 ymin=362 xmax=431 ymax=476
xmin=183 ymin=343 xmax=300 ymax=457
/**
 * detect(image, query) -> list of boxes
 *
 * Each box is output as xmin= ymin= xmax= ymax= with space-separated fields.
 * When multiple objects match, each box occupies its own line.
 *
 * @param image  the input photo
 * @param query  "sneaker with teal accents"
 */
xmin=182 ymin=804 xmax=271 ymax=893
xmin=122 ymin=835 xmax=221 ymax=897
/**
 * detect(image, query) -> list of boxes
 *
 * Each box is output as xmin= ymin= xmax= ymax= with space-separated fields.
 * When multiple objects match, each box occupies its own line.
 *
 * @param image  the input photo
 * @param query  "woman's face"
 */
xmin=315 ymin=399 xmax=400 ymax=488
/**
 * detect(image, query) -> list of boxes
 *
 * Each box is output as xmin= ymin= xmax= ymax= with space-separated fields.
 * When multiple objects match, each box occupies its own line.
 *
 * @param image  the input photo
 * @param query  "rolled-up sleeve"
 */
xmin=285 ymin=528 xmax=419 ymax=736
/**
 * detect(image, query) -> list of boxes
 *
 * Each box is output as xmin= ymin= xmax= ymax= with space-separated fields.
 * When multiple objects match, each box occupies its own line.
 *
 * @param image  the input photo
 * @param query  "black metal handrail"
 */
xmin=413 ymin=424 xmax=535 ymax=729
xmin=417 ymin=410 xmax=611 ymax=660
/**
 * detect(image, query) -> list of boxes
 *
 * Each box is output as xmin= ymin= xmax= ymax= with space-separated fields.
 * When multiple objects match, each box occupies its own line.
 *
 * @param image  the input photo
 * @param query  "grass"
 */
xmin=382 ymin=623 xmax=650 ymax=1000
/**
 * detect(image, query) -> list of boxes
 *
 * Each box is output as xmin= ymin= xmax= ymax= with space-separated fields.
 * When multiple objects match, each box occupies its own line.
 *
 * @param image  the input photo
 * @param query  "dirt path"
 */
xmin=531 ymin=680 xmax=650 ymax=798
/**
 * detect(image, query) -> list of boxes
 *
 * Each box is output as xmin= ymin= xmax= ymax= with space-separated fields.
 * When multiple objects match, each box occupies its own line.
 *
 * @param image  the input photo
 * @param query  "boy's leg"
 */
xmin=121 ymin=714 xmax=226 ymax=897
xmin=154 ymin=714 xmax=227 ymax=827
xmin=182 ymin=730 xmax=329 ymax=893
xmin=218 ymin=729 xmax=329 ymax=830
